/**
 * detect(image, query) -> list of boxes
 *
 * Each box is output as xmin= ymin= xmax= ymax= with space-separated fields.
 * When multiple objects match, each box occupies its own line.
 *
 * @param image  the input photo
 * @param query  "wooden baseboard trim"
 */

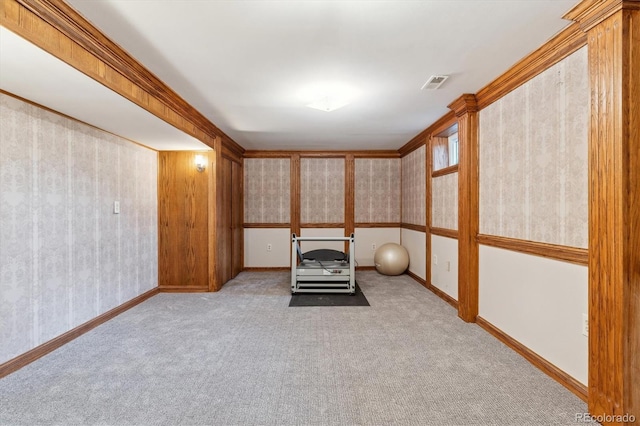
xmin=158 ymin=286 xmax=210 ymax=292
xmin=243 ymin=267 xmax=290 ymax=272
xmin=0 ymin=287 xmax=159 ymax=379
xmin=406 ymin=270 xmax=459 ymax=309
xmin=406 ymin=270 xmax=426 ymax=285
xmin=475 ymin=316 xmax=588 ymax=402
xmin=356 ymin=266 xmax=377 ymax=271
xmin=425 ymin=282 xmax=459 ymax=309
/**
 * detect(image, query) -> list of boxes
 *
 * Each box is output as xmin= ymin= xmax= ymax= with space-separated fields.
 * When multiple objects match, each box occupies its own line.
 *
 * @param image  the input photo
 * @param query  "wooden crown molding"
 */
xmin=448 ymin=94 xmax=479 ymax=117
xmin=476 ymin=22 xmax=587 ymax=110
xmin=564 ymin=0 xmax=640 ymax=31
xmin=243 ymin=150 xmax=401 ymax=159
xmin=9 ymin=0 xmax=244 ymax=154
xmin=398 ymin=111 xmax=456 ymax=157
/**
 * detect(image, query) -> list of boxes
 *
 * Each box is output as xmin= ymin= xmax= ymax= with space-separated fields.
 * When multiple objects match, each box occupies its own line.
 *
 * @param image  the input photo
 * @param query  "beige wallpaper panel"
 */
xmin=354 ymin=158 xmax=401 ymax=223
xmin=300 ymin=158 xmax=344 ymax=223
xmin=432 ymin=173 xmax=458 ymax=230
xmin=479 ymin=46 xmax=588 ymax=248
xmin=401 ymin=145 xmax=426 ymax=226
xmin=244 ymin=158 xmax=290 ymax=223
xmin=0 ymin=93 xmax=158 ymax=364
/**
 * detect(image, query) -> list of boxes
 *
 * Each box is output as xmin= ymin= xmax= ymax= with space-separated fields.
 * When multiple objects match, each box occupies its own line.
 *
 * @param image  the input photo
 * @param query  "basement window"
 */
xmin=448 ymin=133 xmax=459 ymax=166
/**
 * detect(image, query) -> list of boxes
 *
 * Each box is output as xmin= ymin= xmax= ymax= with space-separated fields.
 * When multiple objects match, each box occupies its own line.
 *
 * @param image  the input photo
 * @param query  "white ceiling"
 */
xmin=5 ymin=0 xmax=580 ymax=151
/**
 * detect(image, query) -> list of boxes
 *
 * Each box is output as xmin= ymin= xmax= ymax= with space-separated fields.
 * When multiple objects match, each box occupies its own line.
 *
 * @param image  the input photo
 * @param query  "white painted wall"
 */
xmin=354 ymin=228 xmax=401 ymax=267
xmin=431 ymin=235 xmax=458 ymax=300
xmin=479 ymin=245 xmax=588 ymax=385
xmin=400 ymin=228 xmax=426 ymax=280
xmin=244 ymin=228 xmax=291 ymax=268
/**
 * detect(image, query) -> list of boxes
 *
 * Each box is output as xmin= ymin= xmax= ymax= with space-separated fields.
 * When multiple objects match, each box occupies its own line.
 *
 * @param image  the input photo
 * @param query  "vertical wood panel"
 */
xmin=291 ymin=154 xmax=300 ymax=238
xmin=217 ymin=157 xmax=233 ymax=286
xmin=345 ymin=154 xmax=355 ymax=251
xmin=580 ymin=7 xmax=640 ymax=421
xmin=158 ymin=151 xmax=210 ymax=290
xmin=566 ymin=0 xmax=640 ymax=420
xmin=425 ymin=137 xmax=433 ymax=289
xmin=232 ymin=160 xmax=243 ymax=276
xmin=449 ymin=95 xmax=479 ymax=323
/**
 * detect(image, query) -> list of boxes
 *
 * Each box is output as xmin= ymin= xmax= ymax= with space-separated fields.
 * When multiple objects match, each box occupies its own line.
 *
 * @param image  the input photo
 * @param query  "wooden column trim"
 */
xmin=426 ymin=135 xmax=433 ymax=294
xmin=448 ymin=94 xmax=479 ymax=323
xmin=345 ymin=154 xmax=355 ymax=251
xmin=210 ymin=139 xmax=223 ymax=291
xmin=566 ymin=1 xmax=640 ymax=422
xmin=290 ymin=154 xmax=301 ymax=238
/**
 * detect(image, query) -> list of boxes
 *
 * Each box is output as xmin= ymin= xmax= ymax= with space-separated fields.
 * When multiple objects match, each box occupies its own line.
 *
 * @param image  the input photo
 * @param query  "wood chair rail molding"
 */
xmin=477 ymin=235 xmax=588 ymax=265
xmin=243 ymin=223 xmax=291 ymax=229
xmin=401 ymin=223 xmax=427 ymax=232
xmin=432 ymin=164 xmax=459 ymax=178
xmin=354 ymin=222 xmax=402 ymax=228
xmin=3 ymin=0 xmax=244 ymax=155
xmin=299 ymin=223 xmax=346 ymax=229
xmin=430 ymin=227 xmax=459 ymax=240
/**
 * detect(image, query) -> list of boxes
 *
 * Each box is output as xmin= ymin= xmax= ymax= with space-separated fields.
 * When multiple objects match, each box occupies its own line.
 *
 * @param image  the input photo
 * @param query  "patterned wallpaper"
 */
xmin=401 ymin=145 xmax=426 ymax=226
xmin=0 ymin=93 xmax=158 ymax=364
xmin=300 ymin=158 xmax=344 ymax=223
xmin=244 ymin=158 xmax=290 ymax=223
xmin=479 ymin=47 xmax=588 ymax=248
xmin=432 ymin=173 xmax=458 ymax=230
xmin=354 ymin=158 xmax=401 ymax=223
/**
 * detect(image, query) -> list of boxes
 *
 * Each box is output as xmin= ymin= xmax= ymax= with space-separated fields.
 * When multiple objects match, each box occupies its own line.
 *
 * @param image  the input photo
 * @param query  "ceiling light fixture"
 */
xmin=306 ymin=96 xmax=350 ymax=112
xmin=299 ymin=81 xmax=358 ymax=113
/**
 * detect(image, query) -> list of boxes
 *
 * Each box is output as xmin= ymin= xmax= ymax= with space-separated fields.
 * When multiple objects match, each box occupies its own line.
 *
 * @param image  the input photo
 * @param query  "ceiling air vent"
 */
xmin=421 ymin=75 xmax=449 ymax=90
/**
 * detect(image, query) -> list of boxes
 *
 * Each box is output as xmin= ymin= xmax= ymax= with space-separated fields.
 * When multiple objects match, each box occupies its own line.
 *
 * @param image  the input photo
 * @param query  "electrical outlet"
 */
xmin=446 ymin=261 xmax=451 ymax=272
xmin=582 ymin=313 xmax=589 ymax=336
xmin=372 ymin=243 xmax=376 ymax=251
xmin=267 ymin=244 xmax=272 ymax=252
xmin=113 ymin=201 xmax=120 ymax=214
xmin=433 ymin=255 xmax=438 ymax=265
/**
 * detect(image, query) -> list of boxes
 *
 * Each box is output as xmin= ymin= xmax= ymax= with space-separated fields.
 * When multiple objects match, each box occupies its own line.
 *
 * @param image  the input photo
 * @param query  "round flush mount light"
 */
xmin=299 ymin=81 xmax=359 ymax=112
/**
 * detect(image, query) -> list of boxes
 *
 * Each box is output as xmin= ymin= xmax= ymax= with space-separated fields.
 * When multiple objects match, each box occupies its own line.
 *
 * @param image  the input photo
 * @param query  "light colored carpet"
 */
xmin=0 ymin=271 xmax=588 ymax=425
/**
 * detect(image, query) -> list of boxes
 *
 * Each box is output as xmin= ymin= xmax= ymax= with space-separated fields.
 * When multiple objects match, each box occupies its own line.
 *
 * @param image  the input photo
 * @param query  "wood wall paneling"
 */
xmin=158 ymin=151 xmax=211 ymax=290
xmin=448 ymin=94 xmax=479 ymax=323
xmin=232 ymin=160 xmax=244 ymax=276
xmin=565 ymin=1 xmax=640 ymax=421
xmin=290 ymin=154 xmax=301 ymax=237
xmin=345 ymin=154 xmax=355 ymax=252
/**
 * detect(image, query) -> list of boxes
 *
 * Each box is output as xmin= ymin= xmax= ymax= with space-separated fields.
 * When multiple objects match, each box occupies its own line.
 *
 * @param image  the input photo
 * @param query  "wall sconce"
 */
xmin=195 ymin=154 xmax=206 ymax=173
